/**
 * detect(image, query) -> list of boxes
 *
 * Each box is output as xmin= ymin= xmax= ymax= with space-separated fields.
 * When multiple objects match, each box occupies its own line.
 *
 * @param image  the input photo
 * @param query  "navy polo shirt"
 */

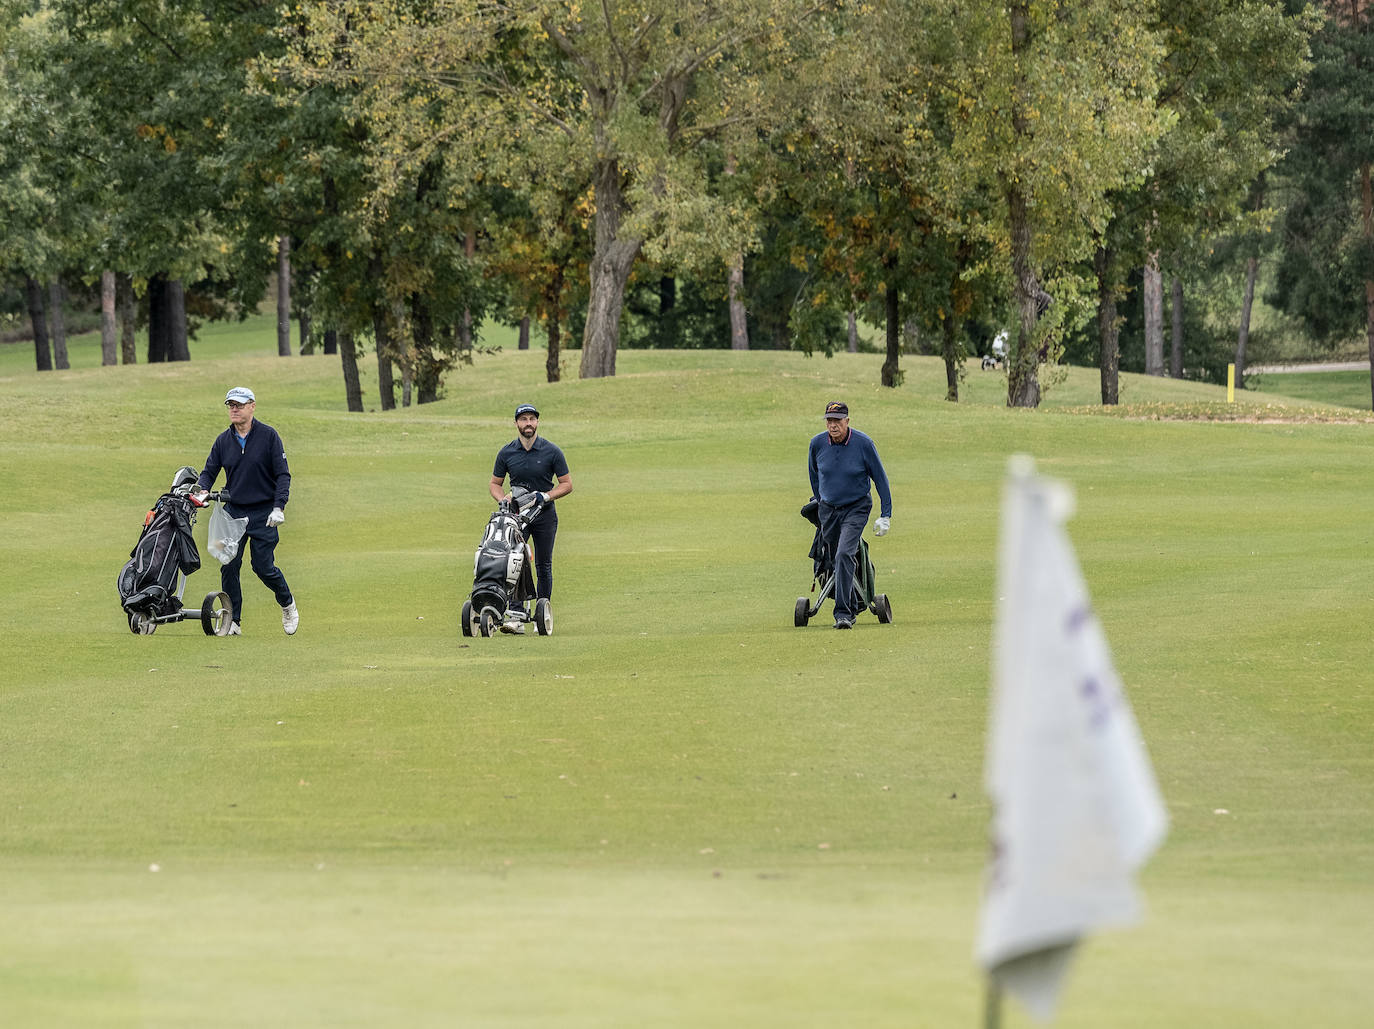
xmin=493 ymin=436 xmax=569 ymax=497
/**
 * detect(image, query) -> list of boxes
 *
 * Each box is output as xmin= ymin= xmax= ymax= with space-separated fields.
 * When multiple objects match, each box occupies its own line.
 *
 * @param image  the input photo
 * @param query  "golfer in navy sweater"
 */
xmin=194 ymin=386 xmax=297 ymax=636
xmin=807 ymin=401 xmax=892 ymax=629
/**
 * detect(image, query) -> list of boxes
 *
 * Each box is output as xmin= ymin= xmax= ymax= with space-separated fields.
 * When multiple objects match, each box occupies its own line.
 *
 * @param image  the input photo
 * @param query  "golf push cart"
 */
xmin=117 ymin=466 xmax=234 ymax=636
xmin=461 ymin=486 xmax=553 ymax=638
xmin=794 ymin=498 xmax=893 ymax=627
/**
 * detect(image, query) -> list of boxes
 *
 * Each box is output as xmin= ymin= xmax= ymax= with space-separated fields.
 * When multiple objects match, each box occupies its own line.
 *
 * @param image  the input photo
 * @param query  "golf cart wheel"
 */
xmin=534 ymin=598 xmax=553 ymax=636
xmin=129 ymin=611 xmax=155 ymax=635
xmin=794 ymin=597 xmax=810 ymax=627
xmin=460 ymin=600 xmax=474 ymax=637
xmin=201 ymin=591 xmax=232 ymax=636
xmin=875 ymin=593 xmax=893 ymax=624
xmin=479 ymin=606 xmax=501 ymax=638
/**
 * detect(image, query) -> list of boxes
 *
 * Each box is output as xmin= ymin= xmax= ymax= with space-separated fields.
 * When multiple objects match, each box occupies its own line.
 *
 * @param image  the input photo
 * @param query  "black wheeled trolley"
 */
xmin=793 ymin=499 xmax=892 ymax=627
xmin=116 ymin=467 xmax=234 ymax=636
xmin=461 ymin=487 xmax=553 ymax=638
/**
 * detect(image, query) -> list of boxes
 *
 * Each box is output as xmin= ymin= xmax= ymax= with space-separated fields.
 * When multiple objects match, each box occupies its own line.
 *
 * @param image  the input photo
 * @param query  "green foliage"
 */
xmin=0 ymin=0 xmax=1350 ymax=397
xmin=1251 ymin=7 xmax=1374 ymax=345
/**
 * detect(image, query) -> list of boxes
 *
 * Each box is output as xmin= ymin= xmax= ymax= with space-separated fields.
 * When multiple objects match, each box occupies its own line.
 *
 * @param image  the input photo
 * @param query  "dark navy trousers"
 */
xmin=818 ymin=496 xmax=870 ymax=623
xmin=526 ymin=507 xmax=558 ymax=600
xmin=222 ymin=502 xmax=293 ymax=624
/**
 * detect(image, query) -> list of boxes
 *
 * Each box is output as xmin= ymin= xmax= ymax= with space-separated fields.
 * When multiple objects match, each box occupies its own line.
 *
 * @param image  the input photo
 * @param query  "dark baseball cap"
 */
xmin=824 ymin=401 xmax=848 ymax=419
xmin=514 ymin=404 xmax=539 ymax=419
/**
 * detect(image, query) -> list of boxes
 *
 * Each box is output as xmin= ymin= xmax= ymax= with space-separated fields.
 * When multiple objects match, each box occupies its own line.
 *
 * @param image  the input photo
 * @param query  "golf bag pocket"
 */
xmin=206 ymin=502 xmax=248 ymax=565
xmin=118 ymin=494 xmax=200 ymax=611
xmin=473 ymin=543 xmax=523 ymax=589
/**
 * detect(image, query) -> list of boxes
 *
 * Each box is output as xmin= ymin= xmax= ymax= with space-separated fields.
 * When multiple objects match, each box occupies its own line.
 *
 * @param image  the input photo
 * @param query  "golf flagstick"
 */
xmin=984 ymin=978 xmax=1003 ymax=1029
xmin=975 ymin=455 xmax=1168 ymax=1022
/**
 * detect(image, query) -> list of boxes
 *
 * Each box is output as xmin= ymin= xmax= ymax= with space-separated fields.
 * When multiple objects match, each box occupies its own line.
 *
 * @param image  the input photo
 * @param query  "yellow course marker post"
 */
xmin=1227 ymin=363 xmax=1235 ymax=403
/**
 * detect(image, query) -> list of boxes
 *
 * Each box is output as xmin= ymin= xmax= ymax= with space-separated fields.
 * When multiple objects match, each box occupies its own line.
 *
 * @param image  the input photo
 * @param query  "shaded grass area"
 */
xmin=2 ymin=323 xmax=1373 ymax=1026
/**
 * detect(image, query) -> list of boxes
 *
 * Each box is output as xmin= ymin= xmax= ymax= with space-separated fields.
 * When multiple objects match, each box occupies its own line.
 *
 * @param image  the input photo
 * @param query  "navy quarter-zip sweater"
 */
xmin=808 ymin=428 xmax=892 ymax=517
xmin=197 ymin=420 xmax=291 ymax=509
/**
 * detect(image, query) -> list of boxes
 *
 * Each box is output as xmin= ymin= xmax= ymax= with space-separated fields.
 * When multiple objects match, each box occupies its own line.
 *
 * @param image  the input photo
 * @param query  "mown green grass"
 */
xmin=2 ymin=321 xmax=1372 ymax=1027
xmin=1249 ymin=368 xmax=1374 ymax=411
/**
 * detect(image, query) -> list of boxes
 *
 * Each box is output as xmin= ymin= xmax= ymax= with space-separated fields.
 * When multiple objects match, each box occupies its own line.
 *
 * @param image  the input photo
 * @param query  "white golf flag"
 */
xmin=977 ymin=456 xmax=1167 ymax=1021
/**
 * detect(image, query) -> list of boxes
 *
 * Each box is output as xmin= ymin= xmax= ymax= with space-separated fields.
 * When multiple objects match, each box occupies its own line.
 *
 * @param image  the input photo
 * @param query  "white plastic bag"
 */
xmin=207 ymin=501 xmax=248 ymax=565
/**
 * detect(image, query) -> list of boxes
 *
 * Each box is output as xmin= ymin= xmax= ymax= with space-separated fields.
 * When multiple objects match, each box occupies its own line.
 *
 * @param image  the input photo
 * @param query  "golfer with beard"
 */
xmin=489 ymin=404 xmax=572 ymax=628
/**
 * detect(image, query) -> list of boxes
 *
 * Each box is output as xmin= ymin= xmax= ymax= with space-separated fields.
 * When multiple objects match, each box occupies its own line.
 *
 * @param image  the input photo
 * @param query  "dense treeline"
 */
xmin=5 ymin=0 xmax=1371 ymax=408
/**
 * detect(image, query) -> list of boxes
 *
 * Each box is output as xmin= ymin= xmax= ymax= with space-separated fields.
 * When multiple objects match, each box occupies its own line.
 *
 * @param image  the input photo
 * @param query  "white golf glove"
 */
xmin=873 ymin=516 xmax=890 ymax=537
xmin=539 ymin=492 xmax=550 ymax=503
xmin=267 ymin=507 xmax=286 ymax=527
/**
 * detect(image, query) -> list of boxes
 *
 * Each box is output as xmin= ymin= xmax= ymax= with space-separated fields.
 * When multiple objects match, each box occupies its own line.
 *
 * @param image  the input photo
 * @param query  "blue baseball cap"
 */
xmin=515 ymin=404 xmax=539 ymax=419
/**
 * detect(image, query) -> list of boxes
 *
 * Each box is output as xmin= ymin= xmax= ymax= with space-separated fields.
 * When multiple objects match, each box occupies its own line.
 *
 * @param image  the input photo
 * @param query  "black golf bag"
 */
xmin=461 ymin=487 xmax=553 ymax=637
xmin=793 ymin=498 xmax=892 ymax=627
xmin=117 ymin=467 xmax=233 ymax=636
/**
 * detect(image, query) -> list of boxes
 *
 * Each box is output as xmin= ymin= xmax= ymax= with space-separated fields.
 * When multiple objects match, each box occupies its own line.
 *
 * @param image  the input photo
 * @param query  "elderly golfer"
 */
xmin=807 ymin=401 xmax=892 ymax=629
xmin=194 ymin=386 xmax=297 ymax=636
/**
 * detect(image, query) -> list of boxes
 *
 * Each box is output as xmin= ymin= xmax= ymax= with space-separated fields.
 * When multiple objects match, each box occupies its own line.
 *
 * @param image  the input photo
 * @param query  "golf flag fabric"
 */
xmin=977 ymin=456 xmax=1168 ymax=1021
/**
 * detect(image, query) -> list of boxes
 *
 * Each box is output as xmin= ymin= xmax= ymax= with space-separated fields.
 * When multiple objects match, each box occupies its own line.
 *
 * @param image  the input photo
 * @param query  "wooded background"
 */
xmin=5 ymin=0 xmax=1372 ymax=408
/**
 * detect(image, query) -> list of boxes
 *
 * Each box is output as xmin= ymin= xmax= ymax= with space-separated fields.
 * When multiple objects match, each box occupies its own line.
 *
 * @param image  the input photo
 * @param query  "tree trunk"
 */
xmin=147 ymin=275 xmax=169 ymax=363
xmin=1005 ymin=0 xmax=1041 ymax=409
xmin=730 ymin=258 xmax=749 ymax=350
xmin=1235 ymin=257 xmax=1258 ymax=386
xmin=546 ymin=265 xmax=564 ymax=383
xmin=1006 ymin=180 xmax=1041 ymax=407
xmin=373 ymin=303 xmax=396 ymax=411
xmin=881 ymin=278 xmax=901 ymax=387
xmin=412 ymin=296 xmax=440 ymax=404
xmin=299 ymin=308 xmax=312 ymax=355
xmin=339 ymin=330 xmax=363 ymax=412
xmin=117 ymin=273 xmax=136 ymax=364
xmin=391 ymin=298 xmax=413 ymax=407
xmin=1169 ymin=275 xmax=1184 ymax=378
xmin=100 ymin=270 xmax=118 ymax=366
xmin=1235 ymin=178 xmax=1264 ymax=389
xmin=168 ymin=280 xmax=190 ymax=361
xmin=1095 ymin=244 xmax=1120 ymax=405
xmin=518 ymin=315 xmax=530 ymax=350
xmin=323 ymin=328 xmax=338 ymax=355
xmin=1143 ymin=252 xmax=1165 ymax=376
xmin=941 ymin=310 xmax=960 ymax=402
xmin=1363 ymin=162 xmax=1374 ymax=412
xmin=26 ymin=276 xmax=52 ymax=372
xmin=580 ymin=158 xmax=643 ymax=379
xmin=847 ymin=310 xmax=859 ymax=354
xmin=48 ymin=278 xmax=70 ymax=369
xmin=277 ymin=235 xmax=293 ymax=356
xmin=458 ymin=229 xmax=476 ymax=357
xmin=725 ymin=154 xmax=749 ymax=352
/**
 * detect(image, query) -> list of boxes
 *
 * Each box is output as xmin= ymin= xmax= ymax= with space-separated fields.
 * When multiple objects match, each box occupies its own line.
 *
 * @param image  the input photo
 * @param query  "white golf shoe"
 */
xmin=282 ymin=601 xmax=299 ymax=635
xmin=227 ymin=622 xmax=242 ymax=636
